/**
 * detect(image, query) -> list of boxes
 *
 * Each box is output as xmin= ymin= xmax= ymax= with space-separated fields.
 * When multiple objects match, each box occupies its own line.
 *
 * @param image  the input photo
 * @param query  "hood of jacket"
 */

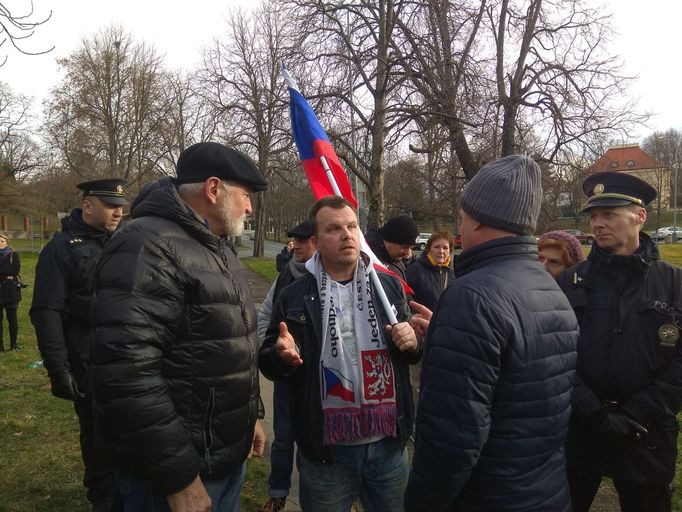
xmin=131 ymin=177 xmax=229 ymax=254
xmin=455 ymin=235 xmax=538 ymax=277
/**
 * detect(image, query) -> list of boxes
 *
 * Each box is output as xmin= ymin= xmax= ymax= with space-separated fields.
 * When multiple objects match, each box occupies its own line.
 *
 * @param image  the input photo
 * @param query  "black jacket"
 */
xmin=557 ymin=233 xmax=682 ymax=482
xmin=30 ymin=210 xmax=111 ymax=379
xmin=0 ymin=250 xmax=21 ymax=306
xmin=92 ymin=177 xmax=261 ymax=494
xmin=405 ymin=251 xmax=454 ymax=311
xmin=259 ymin=269 xmax=421 ymax=461
xmin=405 ymin=237 xmax=578 ymax=512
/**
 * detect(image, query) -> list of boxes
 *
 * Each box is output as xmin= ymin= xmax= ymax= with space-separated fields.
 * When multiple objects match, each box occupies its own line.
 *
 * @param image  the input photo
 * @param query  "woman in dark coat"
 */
xmin=0 ymin=234 xmax=21 ymax=351
xmin=406 ymin=231 xmax=455 ymax=311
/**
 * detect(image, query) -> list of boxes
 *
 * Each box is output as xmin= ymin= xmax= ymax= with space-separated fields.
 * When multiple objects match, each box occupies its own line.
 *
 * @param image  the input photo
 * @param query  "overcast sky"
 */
xmin=1 ymin=0 xmax=680 ymax=142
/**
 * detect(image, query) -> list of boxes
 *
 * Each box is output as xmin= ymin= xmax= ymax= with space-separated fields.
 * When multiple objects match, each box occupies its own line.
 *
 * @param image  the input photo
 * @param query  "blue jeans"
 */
xmin=116 ymin=463 xmax=246 ymax=512
xmin=297 ymin=437 xmax=408 ymax=512
xmin=268 ymin=381 xmax=295 ymax=498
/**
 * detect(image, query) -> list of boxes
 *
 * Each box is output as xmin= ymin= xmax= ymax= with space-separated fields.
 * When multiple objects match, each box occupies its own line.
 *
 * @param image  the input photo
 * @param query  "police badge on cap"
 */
xmin=582 ymin=171 xmax=657 ymax=211
xmin=77 ymin=178 xmax=129 ymax=206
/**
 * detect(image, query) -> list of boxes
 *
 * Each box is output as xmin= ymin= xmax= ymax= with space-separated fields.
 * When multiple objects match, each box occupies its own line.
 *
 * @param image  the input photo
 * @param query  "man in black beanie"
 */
xmin=365 ymin=214 xmax=419 ymax=282
xmin=405 ymin=155 xmax=579 ymax=512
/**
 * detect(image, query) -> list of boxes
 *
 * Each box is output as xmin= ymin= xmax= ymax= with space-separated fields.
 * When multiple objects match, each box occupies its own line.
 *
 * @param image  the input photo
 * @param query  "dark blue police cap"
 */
xmin=77 ymin=178 xmax=129 ymax=206
xmin=176 ymin=142 xmax=268 ymax=192
xmin=582 ymin=171 xmax=657 ymax=211
xmin=286 ymin=220 xmax=314 ymax=239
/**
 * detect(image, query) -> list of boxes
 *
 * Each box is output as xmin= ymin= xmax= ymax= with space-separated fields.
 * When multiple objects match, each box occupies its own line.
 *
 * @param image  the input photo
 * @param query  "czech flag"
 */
xmin=282 ymin=66 xmax=357 ymax=208
xmin=322 ymin=363 xmax=355 ymax=403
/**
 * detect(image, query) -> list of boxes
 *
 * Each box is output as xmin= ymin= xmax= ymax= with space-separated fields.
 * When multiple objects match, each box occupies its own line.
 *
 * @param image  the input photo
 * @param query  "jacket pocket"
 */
xmin=203 ymin=387 xmax=216 ymax=460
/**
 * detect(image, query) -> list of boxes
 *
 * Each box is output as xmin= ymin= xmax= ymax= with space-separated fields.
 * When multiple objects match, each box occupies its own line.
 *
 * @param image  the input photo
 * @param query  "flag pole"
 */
xmin=320 ymin=156 xmax=399 ymax=325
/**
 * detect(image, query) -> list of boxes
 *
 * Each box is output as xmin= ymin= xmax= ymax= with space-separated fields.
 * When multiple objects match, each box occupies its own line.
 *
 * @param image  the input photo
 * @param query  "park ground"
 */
xmin=0 ymin=244 xmax=681 ymax=511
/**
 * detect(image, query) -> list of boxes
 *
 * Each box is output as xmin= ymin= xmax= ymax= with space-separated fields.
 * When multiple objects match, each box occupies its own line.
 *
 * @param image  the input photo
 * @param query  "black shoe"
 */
xmin=10 ymin=345 xmax=20 ymax=352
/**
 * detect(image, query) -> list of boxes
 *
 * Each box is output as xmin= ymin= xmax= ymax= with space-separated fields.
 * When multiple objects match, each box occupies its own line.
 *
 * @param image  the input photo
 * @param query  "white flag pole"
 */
xmin=319 ymin=156 xmax=399 ymax=325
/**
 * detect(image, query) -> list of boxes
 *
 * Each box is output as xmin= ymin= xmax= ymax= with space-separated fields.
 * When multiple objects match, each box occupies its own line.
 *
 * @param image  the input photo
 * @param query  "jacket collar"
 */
xmin=62 ymin=208 xmax=110 ymax=238
xmin=455 ymin=236 xmax=537 ymax=278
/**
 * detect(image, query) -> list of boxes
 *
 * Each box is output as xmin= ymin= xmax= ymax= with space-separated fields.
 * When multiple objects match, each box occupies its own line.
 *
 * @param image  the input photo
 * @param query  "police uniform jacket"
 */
xmin=91 ymin=177 xmax=261 ymax=494
xmin=405 ymin=236 xmax=578 ymax=512
xmin=30 ymin=209 xmax=111 ymax=380
xmin=557 ymin=233 xmax=682 ymax=482
xmin=258 ymin=270 xmax=421 ymax=461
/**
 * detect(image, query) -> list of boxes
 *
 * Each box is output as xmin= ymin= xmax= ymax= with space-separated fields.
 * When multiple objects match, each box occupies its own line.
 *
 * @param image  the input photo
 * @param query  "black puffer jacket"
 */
xmin=405 ymin=236 xmax=578 ymax=512
xmin=557 ymin=233 xmax=682 ymax=482
xmin=405 ymin=251 xmax=454 ymax=311
xmin=30 ymin=210 xmax=111 ymax=380
xmin=92 ymin=177 xmax=260 ymax=494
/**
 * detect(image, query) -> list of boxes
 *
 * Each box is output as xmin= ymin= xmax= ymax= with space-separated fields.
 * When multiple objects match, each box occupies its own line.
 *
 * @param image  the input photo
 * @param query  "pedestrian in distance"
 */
xmin=538 ymin=230 xmax=586 ymax=278
xmin=365 ymin=214 xmax=419 ymax=283
xmin=405 ymin=231 xmax=455 ymax=312
xmin=404 ymin=155 xmax=579 ymax=512
xmin=260 ymin=195 xmax=422 ymax=512
xmin=557 ymin=171 xmax=682 ymax=512
xmin=91 ymin=142 xmax=268 ymax=512
xmin=30 ymin=177 xmax=128 ymax=511
xmin=257 ymin=219 xmax=316 ymax=512
xmin=276 ymin=240 xmax=294 ymax=273
xmin=0 ymin=234 xmax=22 ymax=352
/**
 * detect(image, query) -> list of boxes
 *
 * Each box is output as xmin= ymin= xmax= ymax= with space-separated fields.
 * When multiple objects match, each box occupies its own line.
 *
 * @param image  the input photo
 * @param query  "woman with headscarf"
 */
xmin=406 ymin=231 xmax=455 ymax=311
xmin=538 ymin=230 xmax=586 ymax=279
xmin=0 ymin=234 xmax=21 ymax=352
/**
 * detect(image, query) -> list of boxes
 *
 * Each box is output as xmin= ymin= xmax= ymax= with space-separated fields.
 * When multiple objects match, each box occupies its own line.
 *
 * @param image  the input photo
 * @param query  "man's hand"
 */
xmin=50 ymin=370 xmax=85 ymax=401
xmin=275 ymin=322 xmax=303 ymax=366
xmin=385 ymin=322 xmax=418 ymax=352
xmin=167 ymin=475 xmax=211 ymax=512
xmin=592 ymin=409 xmax=649 ymax=440
xmin=249 ymin=419 xmax=266 ymax=458
xmin=408 ymin=301 xmax=432 ymax=338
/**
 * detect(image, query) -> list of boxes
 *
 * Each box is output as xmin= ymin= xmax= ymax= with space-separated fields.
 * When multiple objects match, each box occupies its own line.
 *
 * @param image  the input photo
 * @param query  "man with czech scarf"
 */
xmin=259 ymin=195 xmax=422 ymax=511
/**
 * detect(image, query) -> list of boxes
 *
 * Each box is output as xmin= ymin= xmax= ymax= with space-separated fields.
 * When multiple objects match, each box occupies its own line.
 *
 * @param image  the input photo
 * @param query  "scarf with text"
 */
xmin=307 ymin=252 xmax=397 ymax=445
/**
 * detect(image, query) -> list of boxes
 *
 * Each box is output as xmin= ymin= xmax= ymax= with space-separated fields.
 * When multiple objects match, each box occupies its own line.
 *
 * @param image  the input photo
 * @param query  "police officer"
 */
xmin=557 ymin=172 xmax=682 ymax=512
xmin=30 ymin=178 xmax=128 ymax=511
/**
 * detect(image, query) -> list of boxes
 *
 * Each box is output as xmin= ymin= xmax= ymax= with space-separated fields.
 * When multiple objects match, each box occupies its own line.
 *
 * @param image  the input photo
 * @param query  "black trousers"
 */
xmin=568 ymin=468 xmax=673 ymax=512
xmin=0 ymin=305 xmax=18 ymax=348
xmin=73 ymin=390 xmax=121 ymax=510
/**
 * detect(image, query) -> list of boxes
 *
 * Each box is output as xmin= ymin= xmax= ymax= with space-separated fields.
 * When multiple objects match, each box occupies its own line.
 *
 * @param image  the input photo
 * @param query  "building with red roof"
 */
xmin=587 ymin=144 xmax=671 ymax=208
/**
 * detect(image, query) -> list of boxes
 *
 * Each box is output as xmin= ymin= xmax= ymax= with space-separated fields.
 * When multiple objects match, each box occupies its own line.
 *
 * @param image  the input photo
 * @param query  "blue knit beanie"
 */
xmin=461 ymin=155 xmax=542 ymax=236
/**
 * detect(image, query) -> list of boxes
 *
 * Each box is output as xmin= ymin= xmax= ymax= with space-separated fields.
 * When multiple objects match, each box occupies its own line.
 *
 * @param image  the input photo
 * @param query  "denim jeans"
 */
xmin=116 ymin=463 xmax=246 ymax=512
xmin=268 ymin=381 xmax=295 ymax=498
xmin=297 ymin=437 xmax=408 ymax=512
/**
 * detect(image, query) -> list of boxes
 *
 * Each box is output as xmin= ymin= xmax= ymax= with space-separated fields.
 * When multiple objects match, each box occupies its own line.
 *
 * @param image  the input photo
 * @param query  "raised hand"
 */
xmin=275 ymin=322 xmax=303 ymax=366
xmin=408 ymin=300 xmax=433 ymax=338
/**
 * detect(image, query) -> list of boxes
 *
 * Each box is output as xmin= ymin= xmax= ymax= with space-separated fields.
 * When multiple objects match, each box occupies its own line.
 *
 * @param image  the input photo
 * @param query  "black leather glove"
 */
xmin=592 ymin=410 xmax=648 ymax=440
xmin=50 ymin=370 xmax=85 ymax=401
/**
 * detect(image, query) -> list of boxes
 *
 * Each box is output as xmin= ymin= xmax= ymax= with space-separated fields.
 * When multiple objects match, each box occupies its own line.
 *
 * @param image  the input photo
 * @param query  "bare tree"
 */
xmin=43 ymin=25 xmax=168 ymax=184
xmin=0 ymin=1 xmax=53 ymax=66
xmin=200 ymin=3 xmax=302 ymax=256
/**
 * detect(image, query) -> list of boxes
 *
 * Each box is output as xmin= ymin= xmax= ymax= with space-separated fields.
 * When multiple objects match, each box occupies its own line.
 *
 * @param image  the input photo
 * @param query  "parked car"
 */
xmin=559 ymin=228 xmax=595 ymax=245
xmin=650 ymin=226 xmax=681 ymax=241
xmin=413 ymin=233 xmax=431 ymax=251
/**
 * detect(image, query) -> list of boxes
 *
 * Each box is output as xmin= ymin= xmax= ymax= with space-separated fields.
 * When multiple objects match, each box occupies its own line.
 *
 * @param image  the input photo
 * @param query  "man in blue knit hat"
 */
xmin=405 ymin=155 xmax=579 ymax=512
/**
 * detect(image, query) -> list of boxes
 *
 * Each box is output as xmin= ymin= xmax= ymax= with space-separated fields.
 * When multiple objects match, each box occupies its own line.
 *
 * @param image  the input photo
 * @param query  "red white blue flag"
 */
xmin=282 ymin=67 xmax=357 ymax=208
xmin=322 ymin=363 xmax=356 ymax=403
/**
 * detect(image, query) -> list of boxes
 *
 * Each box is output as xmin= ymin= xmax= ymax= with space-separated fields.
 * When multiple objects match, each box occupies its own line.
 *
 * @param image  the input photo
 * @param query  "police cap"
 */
xmin=582 ymin=171 xmax=657 ymax=211
xmin=286 ymin=220 xmax=313 ymax=239
xmin=176 ymin=142 xmax=268 ymax=192
xmin=77 ymin=178 xmax=129 ymax=206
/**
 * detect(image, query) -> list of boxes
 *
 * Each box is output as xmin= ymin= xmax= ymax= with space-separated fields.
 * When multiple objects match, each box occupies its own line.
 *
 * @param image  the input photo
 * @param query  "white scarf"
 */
xmin=306 ymin=252 xmax=397 ymax=445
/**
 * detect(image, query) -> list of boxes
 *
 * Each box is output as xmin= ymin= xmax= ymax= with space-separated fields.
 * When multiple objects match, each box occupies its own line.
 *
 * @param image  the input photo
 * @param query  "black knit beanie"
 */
xmin=380 ymin=215 xmax=419 ymax=245
xmin=460 ymin=155 xmax=542 ymax=235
